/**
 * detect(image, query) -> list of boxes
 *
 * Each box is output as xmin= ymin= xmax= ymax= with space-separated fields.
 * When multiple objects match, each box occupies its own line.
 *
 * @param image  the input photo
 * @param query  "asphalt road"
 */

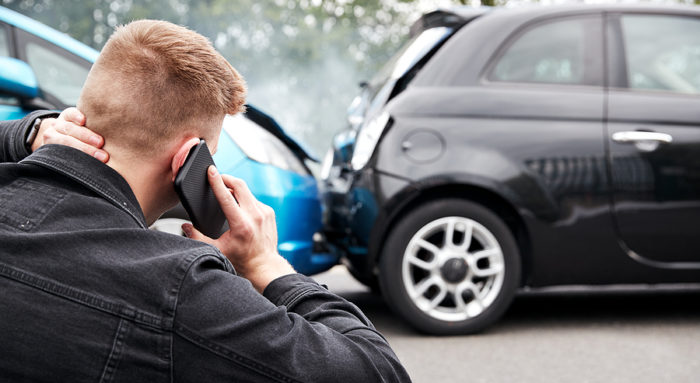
xmin=314 ymin=266 xmax=700 ymax=383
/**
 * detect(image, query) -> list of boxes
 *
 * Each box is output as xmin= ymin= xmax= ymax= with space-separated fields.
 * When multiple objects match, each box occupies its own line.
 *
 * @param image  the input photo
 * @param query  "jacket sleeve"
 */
xmin=0 ymin=110 xmax=59 ymax=163
xmin=172 ymin=254 xmax=412 ymax=383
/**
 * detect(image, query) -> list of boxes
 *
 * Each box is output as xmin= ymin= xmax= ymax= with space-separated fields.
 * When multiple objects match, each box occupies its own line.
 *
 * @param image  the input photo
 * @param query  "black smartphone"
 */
xmin=174 ymin=140 xmax=226 ymax=238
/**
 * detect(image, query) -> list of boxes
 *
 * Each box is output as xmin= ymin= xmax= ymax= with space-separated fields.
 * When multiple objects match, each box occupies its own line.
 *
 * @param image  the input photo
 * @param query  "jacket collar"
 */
xmin=21 ymin=145 xmax=147 ymax=228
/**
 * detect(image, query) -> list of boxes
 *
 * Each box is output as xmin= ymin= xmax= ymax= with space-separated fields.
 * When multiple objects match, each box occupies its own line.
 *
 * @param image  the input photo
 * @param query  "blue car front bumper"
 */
xmin=215 ymin=130 xmax=338 ymax=276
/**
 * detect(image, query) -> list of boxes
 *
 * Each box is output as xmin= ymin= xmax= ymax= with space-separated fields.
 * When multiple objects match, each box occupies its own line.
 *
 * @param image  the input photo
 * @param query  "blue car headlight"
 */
xmin=222 ymin=114 xmax=308 ymax=175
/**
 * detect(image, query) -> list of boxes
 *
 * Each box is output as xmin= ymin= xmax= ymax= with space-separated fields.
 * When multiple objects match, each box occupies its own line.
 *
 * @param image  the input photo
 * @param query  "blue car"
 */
xmin=0 ymin=6 xmax=338 ymax=275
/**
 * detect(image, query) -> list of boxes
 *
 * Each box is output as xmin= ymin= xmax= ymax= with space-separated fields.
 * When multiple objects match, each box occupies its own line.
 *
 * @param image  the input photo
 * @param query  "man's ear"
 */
xmin=171 ymin=137 xmax=202 ymax=182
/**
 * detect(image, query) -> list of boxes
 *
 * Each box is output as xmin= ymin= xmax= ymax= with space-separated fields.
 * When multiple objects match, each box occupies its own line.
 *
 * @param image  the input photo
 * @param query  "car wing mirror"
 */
xmin=0 ymin=57 xmax=39 ymax=99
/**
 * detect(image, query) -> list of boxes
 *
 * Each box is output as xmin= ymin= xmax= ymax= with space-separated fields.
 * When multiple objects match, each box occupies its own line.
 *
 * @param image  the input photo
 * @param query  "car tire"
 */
xmin=346 ymin=266 xmax=382 ymax=294
xmin=379 ymin=199 xmax=521 ymax=335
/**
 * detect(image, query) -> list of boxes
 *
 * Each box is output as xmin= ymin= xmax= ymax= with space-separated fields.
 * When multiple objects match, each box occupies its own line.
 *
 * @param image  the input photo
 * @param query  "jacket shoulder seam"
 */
xmin=20 ymin=157 xmax=146 ymax=228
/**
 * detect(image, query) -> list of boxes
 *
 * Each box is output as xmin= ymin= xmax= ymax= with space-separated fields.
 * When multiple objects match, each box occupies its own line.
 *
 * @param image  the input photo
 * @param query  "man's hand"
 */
xmin=182 ymin=166 xmax=295 ymax=293
xmin=32 ymin=107 xmax=109 ymax=163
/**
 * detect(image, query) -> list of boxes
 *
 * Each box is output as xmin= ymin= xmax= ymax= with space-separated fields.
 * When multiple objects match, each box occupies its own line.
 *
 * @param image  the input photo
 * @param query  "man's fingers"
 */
xmin=207 ymin=166 xmax=243 ymax=224
xmin=43 ymin=129 xmax=109 ymax=162
xmin=52 ymin=121 xmax=104 ymax=148
xmin=220 ymin=174 xmax=257 ymax=208
xmin=59 ymin=107 xmax=86 ymax=125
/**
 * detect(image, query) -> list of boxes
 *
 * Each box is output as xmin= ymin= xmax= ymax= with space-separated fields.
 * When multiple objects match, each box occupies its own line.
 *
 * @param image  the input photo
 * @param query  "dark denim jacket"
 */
xmin=0 ymin=112 xmax=411 ymax=382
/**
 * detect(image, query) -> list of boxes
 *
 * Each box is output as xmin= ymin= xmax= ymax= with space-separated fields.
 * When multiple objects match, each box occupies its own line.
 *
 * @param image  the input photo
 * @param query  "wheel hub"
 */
xmin=440 ymin=257 xmax=468 ymax=283
xmin=401 ymin=216 xmax=507 ymax=323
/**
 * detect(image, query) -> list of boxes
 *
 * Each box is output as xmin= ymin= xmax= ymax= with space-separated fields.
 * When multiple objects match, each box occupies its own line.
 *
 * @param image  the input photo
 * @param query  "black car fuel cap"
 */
xmin=401 ymin=129 xmax=445 ymax=163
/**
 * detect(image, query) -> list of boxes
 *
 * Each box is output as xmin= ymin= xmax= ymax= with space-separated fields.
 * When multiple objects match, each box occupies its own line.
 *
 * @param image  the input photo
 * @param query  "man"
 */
xmin=0 ymin=20 xmax=410 ymax=382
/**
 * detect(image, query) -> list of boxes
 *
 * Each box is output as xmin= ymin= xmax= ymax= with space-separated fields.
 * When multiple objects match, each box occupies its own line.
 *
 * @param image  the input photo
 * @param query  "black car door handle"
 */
xmin=612 ymin=131 xmax=673 ymax=144
xmin=612 ymin=131 xmax=673 ymax=152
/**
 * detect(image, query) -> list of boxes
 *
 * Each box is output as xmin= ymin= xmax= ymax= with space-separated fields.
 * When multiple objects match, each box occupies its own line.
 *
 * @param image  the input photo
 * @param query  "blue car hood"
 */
xmin=244 ymin=105 xmax=318 ymax=163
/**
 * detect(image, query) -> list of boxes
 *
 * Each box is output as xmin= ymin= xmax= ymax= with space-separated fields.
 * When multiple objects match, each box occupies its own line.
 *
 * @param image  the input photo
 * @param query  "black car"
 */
xmin=321 ymin=4 xmax=700 ymax=335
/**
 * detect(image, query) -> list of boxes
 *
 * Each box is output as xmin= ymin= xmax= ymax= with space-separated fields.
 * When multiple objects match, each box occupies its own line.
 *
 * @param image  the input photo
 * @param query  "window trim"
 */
xmin=481 ymin=13 xmax=605 ymax=90
xmin=0 ymin=21 xmax=16 ymax=58
xmin=0 ymin=22 xmax=21 ymax=107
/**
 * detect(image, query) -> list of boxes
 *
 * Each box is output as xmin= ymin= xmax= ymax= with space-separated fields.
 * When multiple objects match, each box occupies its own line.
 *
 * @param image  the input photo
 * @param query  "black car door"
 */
xmin=606 ymin=12 xmax=700 ymax=267
xmin=473 ymin=13 xmax=614 ymax=284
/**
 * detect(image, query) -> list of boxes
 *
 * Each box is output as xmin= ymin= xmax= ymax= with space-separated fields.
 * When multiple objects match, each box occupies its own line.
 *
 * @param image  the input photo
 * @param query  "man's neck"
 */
xmin=106 ymin=155 xmax=175 ymax=226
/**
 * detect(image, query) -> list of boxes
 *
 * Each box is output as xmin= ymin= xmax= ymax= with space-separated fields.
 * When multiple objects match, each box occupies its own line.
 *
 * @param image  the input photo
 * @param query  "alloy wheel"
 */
xmin=401 ymin=216 xmax=505 ymax=322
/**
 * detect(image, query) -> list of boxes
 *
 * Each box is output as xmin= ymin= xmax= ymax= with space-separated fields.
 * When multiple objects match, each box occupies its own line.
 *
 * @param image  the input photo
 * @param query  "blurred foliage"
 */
xmin=3 ymin=0 xmax=699 ymax=155
xmin=2 ymin=0 xmax=463 ymax=155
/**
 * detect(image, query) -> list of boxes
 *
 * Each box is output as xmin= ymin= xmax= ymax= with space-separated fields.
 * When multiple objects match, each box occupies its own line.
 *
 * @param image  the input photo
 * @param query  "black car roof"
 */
xmin=444 ymin=2 xmax=700 ymax=17
xmin=412 ymin=2 xmax=700 ymax=35
xmin=408 ymin=3 xmax=700 ymax=89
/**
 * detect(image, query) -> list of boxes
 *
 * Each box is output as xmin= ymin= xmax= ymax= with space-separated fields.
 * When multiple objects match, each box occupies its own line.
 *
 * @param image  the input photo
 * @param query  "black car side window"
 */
xmin=489 ymin=17 xmax=602 ymax=86
xmin=621 ymin=15 xmax=700 ymax=95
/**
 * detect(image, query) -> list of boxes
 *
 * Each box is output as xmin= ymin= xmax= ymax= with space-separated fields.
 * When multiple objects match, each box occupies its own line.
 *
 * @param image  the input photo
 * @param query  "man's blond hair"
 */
xmin=78 ymin=20 xmax=246 ymax=154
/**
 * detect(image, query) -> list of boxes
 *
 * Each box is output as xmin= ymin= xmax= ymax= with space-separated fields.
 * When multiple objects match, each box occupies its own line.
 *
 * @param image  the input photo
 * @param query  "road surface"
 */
xmin=314 ymin=266 xmax=700 ymax=383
